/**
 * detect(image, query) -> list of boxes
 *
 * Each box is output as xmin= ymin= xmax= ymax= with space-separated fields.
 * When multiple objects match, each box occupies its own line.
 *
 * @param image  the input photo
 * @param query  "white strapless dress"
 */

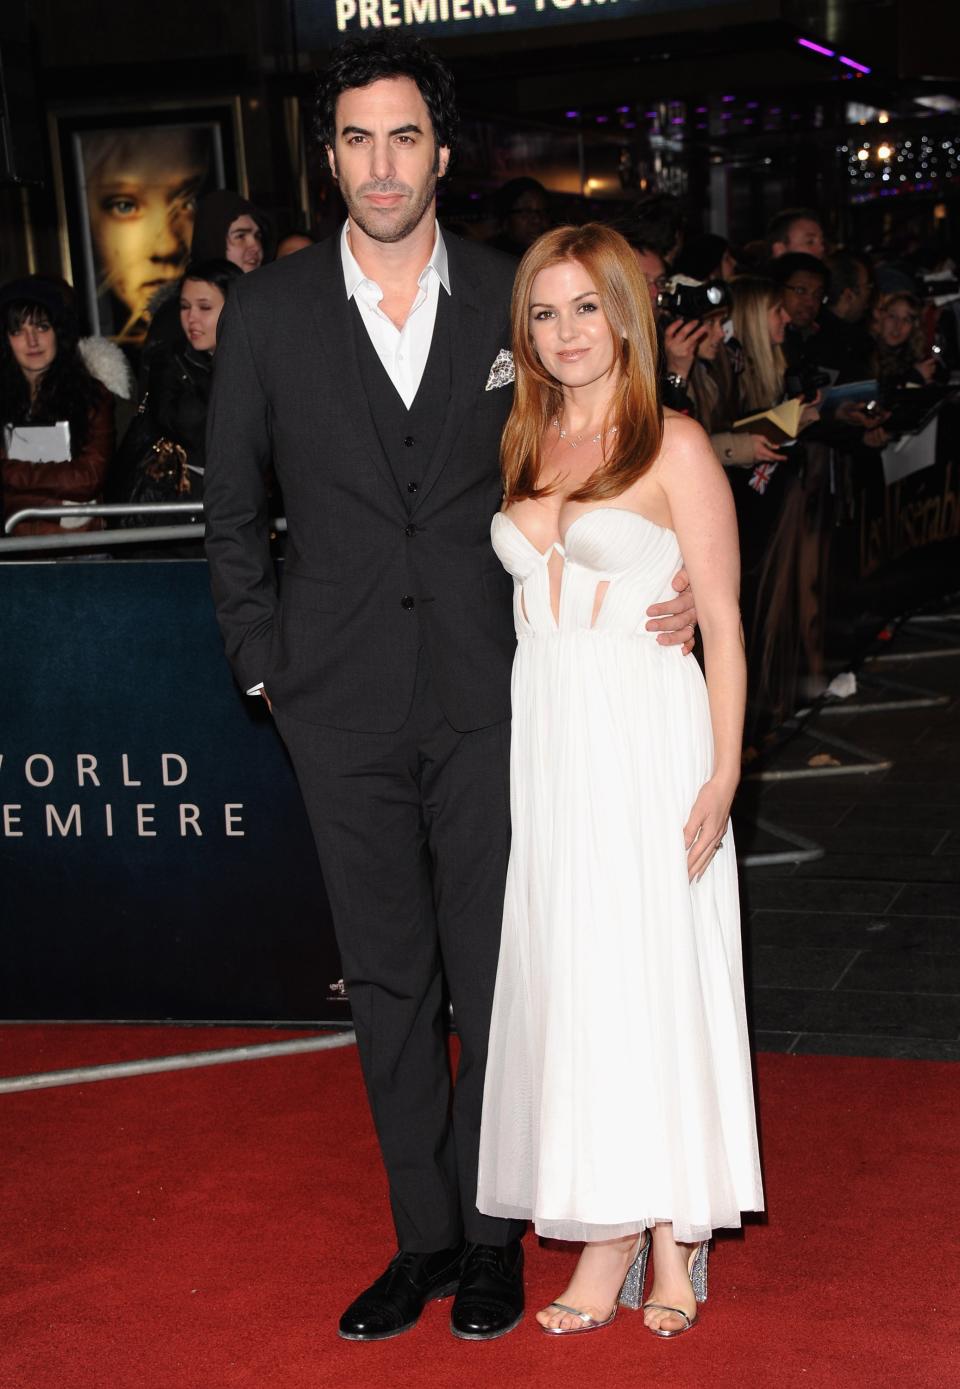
xmin=477 ymin=507 xmax=763 ymax=1243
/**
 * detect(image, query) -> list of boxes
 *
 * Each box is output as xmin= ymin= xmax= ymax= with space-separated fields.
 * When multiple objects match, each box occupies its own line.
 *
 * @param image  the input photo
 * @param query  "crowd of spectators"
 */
xmin=1 ymin=175 xmax=955 ymax=726
xmin=606 ymin=195 xmax=956 ymax=727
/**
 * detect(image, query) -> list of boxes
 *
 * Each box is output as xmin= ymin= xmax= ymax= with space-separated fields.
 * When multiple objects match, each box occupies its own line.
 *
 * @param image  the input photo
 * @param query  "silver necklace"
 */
xmin=552 ymin=417 xmax=617 ymax=450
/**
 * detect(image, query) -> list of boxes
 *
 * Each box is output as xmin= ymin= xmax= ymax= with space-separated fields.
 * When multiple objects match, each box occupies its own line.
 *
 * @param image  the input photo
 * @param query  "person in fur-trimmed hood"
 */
xmin=0 ymin=276 xmax=115 ymax=536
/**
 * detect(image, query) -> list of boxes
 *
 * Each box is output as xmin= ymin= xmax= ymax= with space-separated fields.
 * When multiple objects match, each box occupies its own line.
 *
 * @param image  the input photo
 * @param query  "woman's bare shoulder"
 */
xmin=651 ymin=411 xmax=724 ymax=501
xmin=659 ymin=409 xmax=712 ymax=459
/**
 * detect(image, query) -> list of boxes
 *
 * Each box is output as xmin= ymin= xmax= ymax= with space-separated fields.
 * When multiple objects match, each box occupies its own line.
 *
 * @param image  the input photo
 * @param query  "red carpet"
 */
xmin=0 ymin=1024 xmax=328 ymax=1076
xmin=2 ymin=1028 xmax=958 ymax=1389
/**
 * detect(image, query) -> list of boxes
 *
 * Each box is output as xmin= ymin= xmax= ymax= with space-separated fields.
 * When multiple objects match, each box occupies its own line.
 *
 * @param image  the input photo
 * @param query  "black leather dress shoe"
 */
xmin=338 ymin=1243 xmax=466 ymax=1342
xmin=450 ymin=1240 xmax=524 ymax=1340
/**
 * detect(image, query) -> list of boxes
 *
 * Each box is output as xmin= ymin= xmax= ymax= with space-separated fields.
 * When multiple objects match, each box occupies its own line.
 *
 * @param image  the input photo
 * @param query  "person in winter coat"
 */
xmin=0 ymin=277 xmax=115 ymax=537
xmin=146 ymin=258 xmax=242 ymax=500
xmin=111 ymin=258 xmax=241 ymax=527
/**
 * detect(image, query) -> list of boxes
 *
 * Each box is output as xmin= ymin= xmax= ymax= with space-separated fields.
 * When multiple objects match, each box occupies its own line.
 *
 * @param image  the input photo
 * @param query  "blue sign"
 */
xmin=0 ymin=560 xmax=349 ymax=1024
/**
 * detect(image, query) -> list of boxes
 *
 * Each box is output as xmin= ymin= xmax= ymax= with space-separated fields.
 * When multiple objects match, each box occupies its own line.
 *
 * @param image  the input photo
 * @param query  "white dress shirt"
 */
xmin=247 ymin=221 xmax=451 ymax=696
xmin=339 ymin=219 xmax=451 ymax=407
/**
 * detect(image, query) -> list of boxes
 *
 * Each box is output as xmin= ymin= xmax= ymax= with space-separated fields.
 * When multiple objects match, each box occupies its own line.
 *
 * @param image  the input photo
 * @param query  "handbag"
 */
xmin=114 ymin=393 xmax=197 ymax=527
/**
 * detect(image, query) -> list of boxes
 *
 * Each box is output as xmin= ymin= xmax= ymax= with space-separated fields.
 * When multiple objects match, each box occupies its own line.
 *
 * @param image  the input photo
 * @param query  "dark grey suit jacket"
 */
xmin=204 ymin=231 xmax=518 ymax=733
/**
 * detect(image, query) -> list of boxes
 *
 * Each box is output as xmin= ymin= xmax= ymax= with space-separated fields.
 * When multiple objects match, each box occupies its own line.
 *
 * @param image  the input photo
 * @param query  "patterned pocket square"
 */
xmin=485 ymin=349 xmax=515 ymax=391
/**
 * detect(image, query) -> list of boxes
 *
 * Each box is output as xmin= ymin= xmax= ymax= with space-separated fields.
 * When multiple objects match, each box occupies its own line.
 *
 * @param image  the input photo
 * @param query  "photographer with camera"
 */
xmin=653 ymin=274 xmax=752 ymax=466
xmin=623 ymin=238 xmax=709 ymax=411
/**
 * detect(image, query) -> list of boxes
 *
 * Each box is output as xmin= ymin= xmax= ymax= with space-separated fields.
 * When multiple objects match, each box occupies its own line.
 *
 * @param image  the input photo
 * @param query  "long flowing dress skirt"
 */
xmin=477 ymin=508 xmax=764 ymax=1243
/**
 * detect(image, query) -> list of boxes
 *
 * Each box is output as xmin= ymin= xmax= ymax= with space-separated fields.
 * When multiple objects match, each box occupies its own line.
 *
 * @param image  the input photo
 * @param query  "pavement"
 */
xmin=734 ymin=610 xmax=960 ymax=1060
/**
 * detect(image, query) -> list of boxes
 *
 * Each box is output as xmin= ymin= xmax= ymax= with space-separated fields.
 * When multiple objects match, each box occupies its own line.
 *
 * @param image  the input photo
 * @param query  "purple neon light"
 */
xmin=797 ymin=37 xmax=835 ymax=57
xmin=565 ymin=110 xmax=579 ymax=119
xmin=839 ymin=55 xmax=872 ymax=74
xmin=617 ymin=105 xmax=630 ymax=113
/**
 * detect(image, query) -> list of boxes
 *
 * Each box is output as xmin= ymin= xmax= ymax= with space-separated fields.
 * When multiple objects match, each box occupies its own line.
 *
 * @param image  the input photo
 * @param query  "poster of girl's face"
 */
xmin=53 ymin=106 xmax=241 ymax=345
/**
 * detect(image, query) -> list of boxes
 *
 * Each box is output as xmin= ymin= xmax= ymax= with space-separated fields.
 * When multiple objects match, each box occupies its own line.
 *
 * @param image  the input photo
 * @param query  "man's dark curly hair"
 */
xmin=315 ymin=32 xmax=458 ymax=155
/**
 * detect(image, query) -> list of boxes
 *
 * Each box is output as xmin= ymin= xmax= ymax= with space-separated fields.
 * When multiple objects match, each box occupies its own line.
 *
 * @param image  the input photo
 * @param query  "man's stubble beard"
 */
xmin=334 ymin=153 xmax=441 ymax=246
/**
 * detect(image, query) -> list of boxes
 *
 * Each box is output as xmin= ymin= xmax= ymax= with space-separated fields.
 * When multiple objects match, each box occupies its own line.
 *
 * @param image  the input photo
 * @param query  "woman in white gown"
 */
xmin=477 ymin=224 xmax=763 ymax=1337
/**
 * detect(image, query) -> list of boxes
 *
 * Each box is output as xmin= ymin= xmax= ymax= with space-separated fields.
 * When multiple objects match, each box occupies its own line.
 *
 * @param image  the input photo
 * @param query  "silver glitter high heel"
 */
xmin=618 ymin=1230 xmax=651 ymax=1310
xmin=642 ymin=1240 xmax=709 ymax=1338
xmin=539 ymin=1233 xmax=650 ymax=1336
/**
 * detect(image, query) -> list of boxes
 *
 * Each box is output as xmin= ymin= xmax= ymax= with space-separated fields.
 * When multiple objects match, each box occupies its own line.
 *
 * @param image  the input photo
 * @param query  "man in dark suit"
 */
xmin=204 ymin=33 xmax=695 ymax=1343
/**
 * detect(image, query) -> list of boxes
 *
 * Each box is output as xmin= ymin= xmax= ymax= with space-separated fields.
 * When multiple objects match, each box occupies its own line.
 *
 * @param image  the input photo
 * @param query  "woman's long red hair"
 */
xmin=501 ymin=223 xmax=663 ymax=504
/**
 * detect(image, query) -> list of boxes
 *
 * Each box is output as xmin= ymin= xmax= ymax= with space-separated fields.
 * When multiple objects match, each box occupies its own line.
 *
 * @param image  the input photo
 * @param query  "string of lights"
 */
xmin=842 ymin=132 xmax=960 ymax=200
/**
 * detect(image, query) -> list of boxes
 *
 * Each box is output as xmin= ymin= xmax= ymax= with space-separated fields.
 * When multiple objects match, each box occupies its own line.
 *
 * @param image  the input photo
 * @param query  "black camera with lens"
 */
xmin=656 ymin=278 xmax=732 ymax=322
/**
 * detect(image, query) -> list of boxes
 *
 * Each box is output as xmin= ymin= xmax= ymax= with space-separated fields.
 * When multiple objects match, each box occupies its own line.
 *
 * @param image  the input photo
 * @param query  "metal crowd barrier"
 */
xmin=0 ymin=502 xmax=286 ymax=554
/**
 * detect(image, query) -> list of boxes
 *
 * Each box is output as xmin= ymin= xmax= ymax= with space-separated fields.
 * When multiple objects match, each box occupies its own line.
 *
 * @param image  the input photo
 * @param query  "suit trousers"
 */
xmin=275 ymin=649 xmax=525 ymax=1251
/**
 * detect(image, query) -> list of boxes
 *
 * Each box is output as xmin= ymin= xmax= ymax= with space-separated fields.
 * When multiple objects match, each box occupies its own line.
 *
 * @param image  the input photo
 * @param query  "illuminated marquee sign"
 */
xmin=300 ymin=0 xmax=727 ymax=44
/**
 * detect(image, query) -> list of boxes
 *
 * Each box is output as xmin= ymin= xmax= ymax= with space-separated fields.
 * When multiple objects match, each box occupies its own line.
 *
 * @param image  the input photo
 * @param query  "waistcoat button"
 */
xmin=400 ymin=595 xmax=415 ymax=610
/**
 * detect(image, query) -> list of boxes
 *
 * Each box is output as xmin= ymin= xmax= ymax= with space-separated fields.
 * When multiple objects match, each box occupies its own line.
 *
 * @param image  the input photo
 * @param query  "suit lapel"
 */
xmin=307 ymin=236 xmax=403 ymax=505
xmin=412 ymin=238 xmax=489 ymax=512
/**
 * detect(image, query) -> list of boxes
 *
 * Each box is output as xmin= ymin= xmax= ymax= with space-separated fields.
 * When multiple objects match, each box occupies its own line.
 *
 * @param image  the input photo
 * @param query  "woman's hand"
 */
xmin=663 ymin=317 xmax=707 ymax=379
xmin=684 ymin=775 xmax=737 ymax=881
xmin=915 ymin=356 xmax=937 ymax=383
xmin=749 ymin=434 xmax=787 ymax=464
xmin=799 ymin=402 xmax=821 ymax=429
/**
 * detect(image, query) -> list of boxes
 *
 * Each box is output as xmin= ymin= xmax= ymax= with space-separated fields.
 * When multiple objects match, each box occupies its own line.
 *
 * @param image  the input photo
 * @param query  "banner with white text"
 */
xmin=300 ymin=0 xmax=731 ymax=46
xmin=0 ymin=560 xmax=350 ymax=1024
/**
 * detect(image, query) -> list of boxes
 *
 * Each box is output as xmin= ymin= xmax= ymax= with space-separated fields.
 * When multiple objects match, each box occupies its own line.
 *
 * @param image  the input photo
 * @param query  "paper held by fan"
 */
xmin=732 ymin=397 xmax=805 ymax=445
xmin=3 ymin=421 xmax=72 ymax=462
xmin=881 ymin=416 xmax=938 ymax=486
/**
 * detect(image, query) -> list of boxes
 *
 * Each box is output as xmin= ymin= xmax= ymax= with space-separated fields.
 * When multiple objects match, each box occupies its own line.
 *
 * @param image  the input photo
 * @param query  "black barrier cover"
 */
xmin=0 ymin=561 xmax=350 ymax=1024
xmin=832 ymin=405 xmax=960 ymax=624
